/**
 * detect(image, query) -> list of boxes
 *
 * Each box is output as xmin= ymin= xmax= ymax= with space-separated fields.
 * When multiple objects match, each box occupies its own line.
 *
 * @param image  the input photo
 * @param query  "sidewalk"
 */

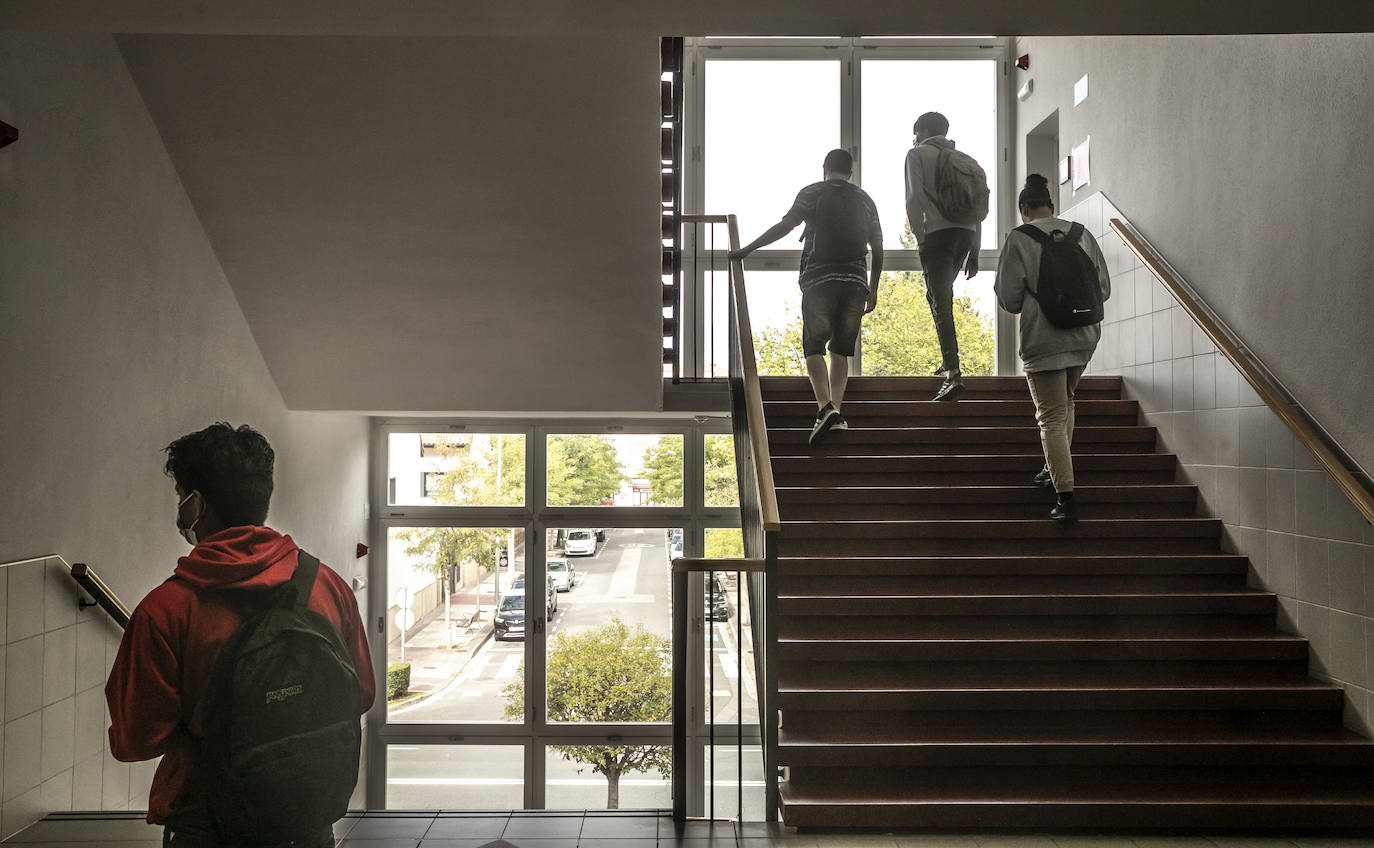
xmin=388 ymin=595 xmax=496 ymax=706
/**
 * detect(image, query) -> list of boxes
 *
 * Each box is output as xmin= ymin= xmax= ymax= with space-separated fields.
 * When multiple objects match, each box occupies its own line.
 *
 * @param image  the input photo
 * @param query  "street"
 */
xmin=385 ymin=527 xmax=763 ymax=811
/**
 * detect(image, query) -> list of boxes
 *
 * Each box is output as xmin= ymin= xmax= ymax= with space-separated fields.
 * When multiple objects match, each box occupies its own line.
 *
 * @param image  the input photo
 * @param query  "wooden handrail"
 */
xmin=1110 ymin=217 xmax=1374 ymax=528
xmin=671 ymin=556 xmax=768 ymax=573
xmin=70 ymin=562 xmax=131 ymax=628
xmin=725 ymin=214 xmax=782 ymax=533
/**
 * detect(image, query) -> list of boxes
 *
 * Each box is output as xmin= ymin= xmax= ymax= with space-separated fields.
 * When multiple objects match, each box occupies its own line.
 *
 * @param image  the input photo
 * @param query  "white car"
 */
xmin=547 ymin=557 xmax=575 ymax=592
xmin=564 ymin=529 xmax=597 ymax=556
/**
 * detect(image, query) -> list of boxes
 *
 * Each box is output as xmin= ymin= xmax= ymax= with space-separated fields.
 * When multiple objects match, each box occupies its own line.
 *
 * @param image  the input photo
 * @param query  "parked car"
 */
xmin=511 ymin=573 xmax=557 ymax=616
xmin=547 ymin=557 xmax=575 ymax=592
xmin=494 ymin=590 xmax=527 ymax=641
xmin=706 ymin=573 xmax=729 ymax=620
xmin=565 ymin=529 xmax=597 ymax=556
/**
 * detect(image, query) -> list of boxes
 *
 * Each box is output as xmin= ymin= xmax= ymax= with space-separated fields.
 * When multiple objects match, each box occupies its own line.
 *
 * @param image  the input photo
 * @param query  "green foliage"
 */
xmin=751 ymin=228 xmax=995 ymax=378
xmin=641 ymin=436 xmax=684 ymax=506
xmin=398 ymin=526 xmax=504 ymax=582
xmin=547 ymin=435 xmax=625 ymax=506
xmin=861 ymin=270 xmax=995 ymax=377
xmin=704 ymin=528 xmax=744 ymax=560
xmin=386 ymin=663 xmax=411 ymax=700
xmin=425 ymin=434 xmax=525 ymax=506
xmin=503 ymin=619 xmax=672 ymax=808
xmin=703 ymin=434 xmax=739 ymax=507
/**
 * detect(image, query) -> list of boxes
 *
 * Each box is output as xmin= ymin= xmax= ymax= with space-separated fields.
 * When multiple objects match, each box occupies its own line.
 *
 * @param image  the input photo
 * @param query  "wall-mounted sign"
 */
xmin=1071 ymin=136 xmax=1091 ymax=190
xmin=1073 ymin=74 xmax=1089 ymax=106
xmin=1058 ymin=155 xmax=1072 ymax=186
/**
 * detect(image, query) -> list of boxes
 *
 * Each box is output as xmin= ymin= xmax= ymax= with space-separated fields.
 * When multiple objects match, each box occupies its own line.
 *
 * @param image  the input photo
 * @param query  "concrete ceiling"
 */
xmin=7 ymin=0 xmax=1374 ymax=36
xmin=114 ymin=33 xmax=664 ymax=412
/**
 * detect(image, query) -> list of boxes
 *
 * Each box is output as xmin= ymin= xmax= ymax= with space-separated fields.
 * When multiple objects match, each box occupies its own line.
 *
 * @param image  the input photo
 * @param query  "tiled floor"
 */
xmin=5 ymin=812 xmax=1374 ymax=848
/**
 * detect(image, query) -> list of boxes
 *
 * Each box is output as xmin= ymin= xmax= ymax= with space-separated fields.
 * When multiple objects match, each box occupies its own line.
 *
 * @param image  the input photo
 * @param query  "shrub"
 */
xmin=386 ymin=662 xmax=411 ymax=700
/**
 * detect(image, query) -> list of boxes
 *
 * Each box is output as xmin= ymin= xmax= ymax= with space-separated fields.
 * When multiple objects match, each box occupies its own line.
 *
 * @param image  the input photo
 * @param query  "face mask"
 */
xmin=176 ymin=492 xmax=200 ymax=546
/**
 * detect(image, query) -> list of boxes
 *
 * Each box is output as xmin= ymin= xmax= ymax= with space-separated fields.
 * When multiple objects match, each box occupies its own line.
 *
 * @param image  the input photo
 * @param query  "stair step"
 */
xmin=780 ymin=720 xmax=1374 ymax=766
xmin=777 ymin=664 xmax=1342 ymax=712
xmin=768 ymin=425 xmax=1157 ymax=456
xmin=780 ymin=574 xmax=1247 ymax=596
xmin=778 ymin=634 xmax=1304 ymax=663
xmin=779 ymin=767 xmax=1374 ymax=829
xmin=772 ymin=452 xmax=1178 ymax=487
xmin=777 ymin=591 xmax=1274 ymax=617
xmin=775 ymin=554 xmax=1249 ymax=577
xmin=763 ymin=398 xmax=1140 ymax=428
xmin=760 ymin=375 xmax=1124 ymax=401
xmin=778 ymin=616 xmax=1284 ymax=640
xmin=775 ymin=484 xmax=1198 ymax=520
xmin=778 ymin=518 xmax=1222 ymax=556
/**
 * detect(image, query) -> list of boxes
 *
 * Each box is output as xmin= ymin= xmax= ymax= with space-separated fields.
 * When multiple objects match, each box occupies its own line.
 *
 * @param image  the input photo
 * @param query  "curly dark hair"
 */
xmin=164 ymin=422 xmax=275 ymax=527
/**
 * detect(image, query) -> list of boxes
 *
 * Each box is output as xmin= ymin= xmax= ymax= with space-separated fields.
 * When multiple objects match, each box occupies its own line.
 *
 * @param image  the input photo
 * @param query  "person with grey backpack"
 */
xmin=904 ymin=111 xmax=990 ymax=402
xmin=994 ymin=174 xmax=1112 ymax=522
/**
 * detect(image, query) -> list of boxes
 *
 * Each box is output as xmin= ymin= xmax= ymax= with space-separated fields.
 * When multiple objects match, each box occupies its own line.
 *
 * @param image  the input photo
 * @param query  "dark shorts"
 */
xmin=801 ymin=280 xmax=868 ymax=357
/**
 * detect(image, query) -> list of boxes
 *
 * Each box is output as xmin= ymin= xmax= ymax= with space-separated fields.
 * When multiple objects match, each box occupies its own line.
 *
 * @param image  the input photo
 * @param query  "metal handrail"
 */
xmin=672 ymin=214 xmax=782 ymax=822
xmin=1110 ymin=217 xmax=1374 ymax=528
xmin=2 ymin=554 xmax=131 ymax=628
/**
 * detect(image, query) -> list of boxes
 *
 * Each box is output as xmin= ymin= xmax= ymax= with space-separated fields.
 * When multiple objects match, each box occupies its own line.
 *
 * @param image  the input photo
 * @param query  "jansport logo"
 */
xmin=265 ymin=684 xmax=304 ymax=704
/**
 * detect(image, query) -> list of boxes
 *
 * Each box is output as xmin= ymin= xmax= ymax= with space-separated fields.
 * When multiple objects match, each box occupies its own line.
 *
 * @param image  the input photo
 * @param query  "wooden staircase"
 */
xmin=765 ymin=375 xmax=1374 ymax=830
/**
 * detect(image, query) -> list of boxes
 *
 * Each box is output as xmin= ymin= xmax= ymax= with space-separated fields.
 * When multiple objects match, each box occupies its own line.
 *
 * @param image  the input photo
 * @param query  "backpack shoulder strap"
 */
xmin=1014 ymin=223 xmax=1053 ymax=245
xmin=291 ymin=549 xmax=322 ymax=614
xmin=1067 ymin=222 xmax=1085 ymax=242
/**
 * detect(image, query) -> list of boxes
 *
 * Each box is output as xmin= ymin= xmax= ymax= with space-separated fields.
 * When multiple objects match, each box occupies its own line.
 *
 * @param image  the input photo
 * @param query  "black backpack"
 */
xmin=200 ymin=551 xmax=362 ymax=843
xmin=1015 ymin=222 xmax=1103 ymax=328
xmin=807 ymin=182 xmax=870 ymax=265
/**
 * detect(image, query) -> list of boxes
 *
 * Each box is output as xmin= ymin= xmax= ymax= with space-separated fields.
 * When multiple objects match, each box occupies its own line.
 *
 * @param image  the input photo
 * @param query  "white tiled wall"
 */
xmin=1068 ymin=194 xmax=1374 ymax=733
xmin=0 ymin=557 xmax=151 ymax=839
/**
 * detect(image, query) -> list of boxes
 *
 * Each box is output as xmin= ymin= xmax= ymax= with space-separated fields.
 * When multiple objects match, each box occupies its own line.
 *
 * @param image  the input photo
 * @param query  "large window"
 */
xmin=685 ymin=37 xmax=1012 ymax=376
xmin=371 ymin=421 xmax=744 ymax=814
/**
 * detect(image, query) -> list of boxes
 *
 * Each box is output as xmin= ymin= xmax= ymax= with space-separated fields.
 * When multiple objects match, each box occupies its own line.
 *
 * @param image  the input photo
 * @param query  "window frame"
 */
xmin=368 ymin=417 xmax=745 ymax=813
xmin=682 ymin=36 xmax=1016 ymax=374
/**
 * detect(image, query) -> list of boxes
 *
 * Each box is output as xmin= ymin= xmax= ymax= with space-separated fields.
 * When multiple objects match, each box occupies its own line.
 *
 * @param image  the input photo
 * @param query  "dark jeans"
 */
xmin=918 ymin=227 xmax=979 ymax=373
xmin=800 ymin=279 xmax=868 ymax=357
xmin=163 ymin=809 xmax=335 ymax=848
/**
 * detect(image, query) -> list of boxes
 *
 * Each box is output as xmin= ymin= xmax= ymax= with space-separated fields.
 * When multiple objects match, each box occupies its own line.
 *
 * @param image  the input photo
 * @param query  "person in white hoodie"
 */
xmin=905 ymin=111 xmax=982 ymax=402
xmin=994 ymin=174 xmax=1111 ymax=522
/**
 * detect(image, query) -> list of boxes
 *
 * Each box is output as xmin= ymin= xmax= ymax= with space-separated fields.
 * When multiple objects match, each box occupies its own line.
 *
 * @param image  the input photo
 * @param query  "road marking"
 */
xmin=495 ymin=653 xmax=522 ymax=680
xmin=608 ymin=545 xmax=641 ymax=596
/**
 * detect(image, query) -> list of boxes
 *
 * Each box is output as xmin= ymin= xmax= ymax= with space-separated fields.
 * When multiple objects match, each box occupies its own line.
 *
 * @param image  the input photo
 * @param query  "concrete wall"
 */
xmin=1060 ymin=190 xmax=1374 ymax=732
xmin=1014 ymin=34 xmax=1374 ymax=475
xmin=0 ymin=33 xmax=370 ymax=835
xmin=1018 ymin=36 xmax=1374 ymax=732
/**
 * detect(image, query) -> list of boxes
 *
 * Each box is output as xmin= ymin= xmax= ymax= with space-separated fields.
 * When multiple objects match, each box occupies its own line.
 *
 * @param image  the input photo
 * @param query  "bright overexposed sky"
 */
xmin=699 ymin=57 xmax=1000 ymax=340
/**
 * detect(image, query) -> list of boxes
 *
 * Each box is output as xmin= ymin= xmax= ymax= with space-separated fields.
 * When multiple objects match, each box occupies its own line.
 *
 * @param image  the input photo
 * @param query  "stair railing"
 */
xmin=671 ymin=214 xmax=781 ymax=821
xmin=2 ymin=554 xmax=131 ymax=628
xmin=1110 ymin=217 xmax=1374 ymax=527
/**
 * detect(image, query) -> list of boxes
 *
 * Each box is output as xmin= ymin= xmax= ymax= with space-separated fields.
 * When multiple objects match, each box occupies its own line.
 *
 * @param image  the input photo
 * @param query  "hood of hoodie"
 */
xmin=916 ymin=135 xmax=956 ymax=151
xmin=175 ymin=526 xmax=300 ymax=592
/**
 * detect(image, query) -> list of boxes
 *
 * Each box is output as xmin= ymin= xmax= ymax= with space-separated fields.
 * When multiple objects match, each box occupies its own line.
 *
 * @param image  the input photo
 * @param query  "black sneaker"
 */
xmin=932 ymin=366 xmax=948 ymax=377
xmin=933 ymin=374 xmax=964 ymax=402
xmin=1050 ymin=493 xmax=1079 ymax=523
xmin=1032 ymin=466 xmax=1054 ymax=490
xmin=831 ymin=413 xmax=849 ymax=431
xmin=809 ymin=402 xmax=841 ymax=446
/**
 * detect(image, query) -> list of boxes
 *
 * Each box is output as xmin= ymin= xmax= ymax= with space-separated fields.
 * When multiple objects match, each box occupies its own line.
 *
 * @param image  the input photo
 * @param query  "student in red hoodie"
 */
xmin=106 ymin=422 xmax=374 ymax=846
